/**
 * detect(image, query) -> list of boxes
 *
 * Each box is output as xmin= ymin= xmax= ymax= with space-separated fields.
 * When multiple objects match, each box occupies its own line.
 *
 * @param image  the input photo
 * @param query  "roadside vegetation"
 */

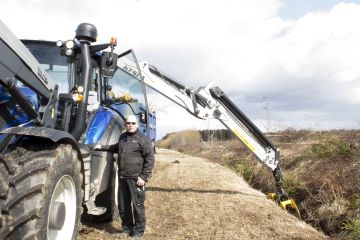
xmin=156 ymin=129 xmax=360 ymax=239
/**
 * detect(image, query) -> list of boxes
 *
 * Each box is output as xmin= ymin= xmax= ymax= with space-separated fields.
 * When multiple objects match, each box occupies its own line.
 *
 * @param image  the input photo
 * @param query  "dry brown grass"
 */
xmin=145 ymin=149 xmax=326 ymax=239
xmin=78 ymin=148 xmax=327 ymax=240
xmin=157 ymin=130 xmax=201 ymax=150
xmin=157 ymin=129 xmax=360 ymax=239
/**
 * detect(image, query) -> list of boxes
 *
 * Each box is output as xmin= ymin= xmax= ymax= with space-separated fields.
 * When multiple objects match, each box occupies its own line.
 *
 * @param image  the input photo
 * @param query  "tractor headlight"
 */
xmin=56 ymin=40 xmax=63 ymax=47
xmin=65 ymin=40 xmax=75 ymax=49
xmin=65 ymin=49 xmax=73 ymax=56
xmin=77 ymin=86 xmax=84 ymax=93
xmin=72 ymin=93 xmax=84 ymax=102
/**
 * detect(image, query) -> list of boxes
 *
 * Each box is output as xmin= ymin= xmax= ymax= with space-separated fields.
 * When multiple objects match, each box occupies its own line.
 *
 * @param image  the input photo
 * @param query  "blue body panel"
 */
xmin=0 ymin=86 xmax=38 ymax=128
xmin=0 ymin=86 xmax=38 ymax=142
xmin=18 ymin=87 xmax=39 ymax=112
xmin=84 ymin=107 xmax=115 ymax=144
xmin=0 ymin=86 xmax=12 ymax=103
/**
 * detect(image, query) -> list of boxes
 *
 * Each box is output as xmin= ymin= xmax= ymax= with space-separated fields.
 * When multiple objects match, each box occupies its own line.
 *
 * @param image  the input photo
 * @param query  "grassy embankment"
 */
xmin=156 ymin=129 xmax=360 ymax=239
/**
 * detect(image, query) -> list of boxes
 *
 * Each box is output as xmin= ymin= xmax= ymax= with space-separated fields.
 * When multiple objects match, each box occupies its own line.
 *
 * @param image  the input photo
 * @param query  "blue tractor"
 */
xmin=0 ymin=21 xmax=155 ymax=239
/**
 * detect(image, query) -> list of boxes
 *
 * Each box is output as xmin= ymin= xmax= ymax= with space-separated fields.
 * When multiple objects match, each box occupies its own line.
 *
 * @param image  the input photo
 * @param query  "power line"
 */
xmin=269 ymin=61 xmax=360 ymax=101
xmin=244 ymin=60 xmax=360 ymax=103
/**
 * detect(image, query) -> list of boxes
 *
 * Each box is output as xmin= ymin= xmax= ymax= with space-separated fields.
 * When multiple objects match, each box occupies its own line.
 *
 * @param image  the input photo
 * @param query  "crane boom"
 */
xmin=120 ymin=60 xmax=300 ymax=217
xmin=140 ymin=61 xmax=279 ymax=170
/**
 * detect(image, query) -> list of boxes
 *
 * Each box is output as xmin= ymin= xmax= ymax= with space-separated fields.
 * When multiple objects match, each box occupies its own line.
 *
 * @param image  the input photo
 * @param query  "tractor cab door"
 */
xmin=106 ymin=50 xmax=150 ymax=136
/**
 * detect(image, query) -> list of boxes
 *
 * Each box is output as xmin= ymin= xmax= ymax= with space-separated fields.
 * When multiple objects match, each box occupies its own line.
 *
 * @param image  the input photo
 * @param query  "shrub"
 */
xmin=234 ymin=163 xmax=254 ymax=182
xmin=348 ymin=194 xmax=360 ymax=210
xmin=311 ymin=138 xmax=352 ymax=159
xmin=342 ymin=219 xmax=360 ymax=240
xmin=157 ymin=129 xmax=360 ymax=239
xmin=283 ymin=173 xmax=299 ymax=196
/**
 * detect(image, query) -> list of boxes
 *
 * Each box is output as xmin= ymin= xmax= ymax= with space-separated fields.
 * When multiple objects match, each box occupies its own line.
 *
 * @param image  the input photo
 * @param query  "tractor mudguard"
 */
xmin=0 ymin=126 xmax=82 ymax=159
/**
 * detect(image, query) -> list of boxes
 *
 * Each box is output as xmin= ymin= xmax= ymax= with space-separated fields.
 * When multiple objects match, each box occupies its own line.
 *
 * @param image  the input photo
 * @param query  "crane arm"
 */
xmin=126 ymin=61 xmax=300 ymax=209
xmin=120 ymin=58 xmax=300 ymax=217
xmin=141 ymin=62 xmax=279 ymax=170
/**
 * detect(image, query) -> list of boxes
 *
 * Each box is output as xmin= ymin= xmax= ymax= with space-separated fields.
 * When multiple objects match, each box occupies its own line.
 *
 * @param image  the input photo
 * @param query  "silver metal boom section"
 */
xmin=139 ymin=61 xmax=278 ymax=170
xmin=140 ymin=62 xmax=205 ymax=119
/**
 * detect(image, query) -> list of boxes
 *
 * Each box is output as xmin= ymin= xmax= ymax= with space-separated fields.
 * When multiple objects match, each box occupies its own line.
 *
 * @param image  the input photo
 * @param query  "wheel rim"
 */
xmin=47 ymin=175 xmax=77 ymax=240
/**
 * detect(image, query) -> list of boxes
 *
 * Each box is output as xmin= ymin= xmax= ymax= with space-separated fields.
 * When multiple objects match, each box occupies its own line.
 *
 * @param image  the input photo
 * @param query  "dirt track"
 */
xmin=78 ymin=148 xmax=328 ymax=239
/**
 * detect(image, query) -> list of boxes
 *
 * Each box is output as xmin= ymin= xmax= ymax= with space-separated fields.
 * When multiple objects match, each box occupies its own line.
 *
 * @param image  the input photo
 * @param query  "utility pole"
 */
xmin=263 ymin=97 xmax=271 ymax=133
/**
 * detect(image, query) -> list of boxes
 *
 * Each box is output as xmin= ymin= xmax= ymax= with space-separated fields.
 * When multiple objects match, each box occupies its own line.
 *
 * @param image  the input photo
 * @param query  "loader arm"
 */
xmin=0 ymin=20 xmax=57 ymax=126
xmin=122 ymin=60 xmax=300 ymax=216
xmin=0 ymin=21 xmax=55 ymax=98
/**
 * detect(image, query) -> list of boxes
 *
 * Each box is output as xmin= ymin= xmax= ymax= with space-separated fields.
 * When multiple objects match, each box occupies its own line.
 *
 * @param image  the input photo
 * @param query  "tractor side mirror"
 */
xmin=101 ymin=52 xmax=118 ymax=78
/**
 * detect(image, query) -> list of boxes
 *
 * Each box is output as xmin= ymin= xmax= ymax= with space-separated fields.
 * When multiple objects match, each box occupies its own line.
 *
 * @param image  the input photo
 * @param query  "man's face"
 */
xmin=125 ymin=120 xmax=138 ymax=133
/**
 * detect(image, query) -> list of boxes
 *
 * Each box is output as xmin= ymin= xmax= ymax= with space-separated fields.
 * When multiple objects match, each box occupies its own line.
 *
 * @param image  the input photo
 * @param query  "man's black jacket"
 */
xmin=101 ymin=130 xmax=155 ymax=181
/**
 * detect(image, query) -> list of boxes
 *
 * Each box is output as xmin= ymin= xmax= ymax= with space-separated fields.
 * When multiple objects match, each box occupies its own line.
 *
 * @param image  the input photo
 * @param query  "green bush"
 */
xmin=342 ymin=219 xmax=360 ymax=240
xmin=283 ymin=174 xmax=299 ymax=196
xmin=348 ymin=194 xmax=360 ymax=210
xmin=312 ymin=139 xmax=352 ymax=159
xmin=234 ymin=163 xmax=254 ymax=182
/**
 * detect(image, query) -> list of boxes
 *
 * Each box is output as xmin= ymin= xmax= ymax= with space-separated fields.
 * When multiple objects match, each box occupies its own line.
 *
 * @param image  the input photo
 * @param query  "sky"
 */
xmin=1 ymin=0 xmax=360 ymax=139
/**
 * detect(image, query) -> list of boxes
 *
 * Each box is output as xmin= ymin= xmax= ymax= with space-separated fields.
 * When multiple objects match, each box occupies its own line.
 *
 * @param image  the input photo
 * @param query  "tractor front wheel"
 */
xmin=0 ymin=143 xmax=82 ymax=240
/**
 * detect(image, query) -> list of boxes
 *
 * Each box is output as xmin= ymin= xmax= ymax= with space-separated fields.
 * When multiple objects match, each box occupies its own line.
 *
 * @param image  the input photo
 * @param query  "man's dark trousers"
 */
xmin=118 ymin=177 xmax=146 ymax=235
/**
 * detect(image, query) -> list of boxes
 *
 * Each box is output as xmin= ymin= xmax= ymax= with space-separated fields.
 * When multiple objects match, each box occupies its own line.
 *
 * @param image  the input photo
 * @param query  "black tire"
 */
xmin=0 ymin=143 xmax=82 ymax=240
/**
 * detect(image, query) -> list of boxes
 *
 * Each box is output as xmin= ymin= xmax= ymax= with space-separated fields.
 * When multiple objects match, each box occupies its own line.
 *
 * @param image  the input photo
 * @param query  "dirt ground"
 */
xmin=78 ymin=148 xmax=328 ymax=240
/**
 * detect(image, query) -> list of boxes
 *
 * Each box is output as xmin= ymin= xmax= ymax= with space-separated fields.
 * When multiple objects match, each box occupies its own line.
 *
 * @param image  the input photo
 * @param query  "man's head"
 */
xmin=125 ymin=114 xmax=138 ymax=133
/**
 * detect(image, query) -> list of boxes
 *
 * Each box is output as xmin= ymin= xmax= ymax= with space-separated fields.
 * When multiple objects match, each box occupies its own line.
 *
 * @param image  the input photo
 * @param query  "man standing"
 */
xmin=97 ymin=114 xmax=155 ymax=239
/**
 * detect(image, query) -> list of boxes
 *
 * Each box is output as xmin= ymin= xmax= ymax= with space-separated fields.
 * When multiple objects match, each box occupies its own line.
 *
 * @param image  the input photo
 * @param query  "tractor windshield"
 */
xmin=113 ymin=50 xmax=146 ymax=104
xmin=22 ymin=40 xmax=70 ymax=93
xmin=108 ymin=50 xmax=149 ymax=134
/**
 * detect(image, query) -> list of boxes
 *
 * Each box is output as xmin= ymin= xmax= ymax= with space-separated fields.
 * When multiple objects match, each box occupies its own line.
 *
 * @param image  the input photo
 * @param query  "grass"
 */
xmin=348 ymin=194 xmax=360 ymax=210
xmin=282 ymin=173 xmax=299 ymax=196
xmin=157 ymin=130 xmax=201 ymax=149
xmin=157 ymin=129 xmax=360 ymax=239
xmin=312 ymin=137 xmax=352 ymax=159
xmin=342 ymin=219 xmax=360 ymax=240
xmin=233 ymin=163 xmax=254 ymax=182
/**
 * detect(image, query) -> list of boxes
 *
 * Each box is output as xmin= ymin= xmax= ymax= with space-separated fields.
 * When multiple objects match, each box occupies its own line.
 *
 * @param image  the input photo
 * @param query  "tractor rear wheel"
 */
xmin=0 ymin=143 xmax=82 ymax=240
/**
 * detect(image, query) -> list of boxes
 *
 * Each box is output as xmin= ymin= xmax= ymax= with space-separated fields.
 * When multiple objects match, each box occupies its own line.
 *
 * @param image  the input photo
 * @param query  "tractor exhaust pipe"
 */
xmin=71 ymin=23 xmax=97 ymax=140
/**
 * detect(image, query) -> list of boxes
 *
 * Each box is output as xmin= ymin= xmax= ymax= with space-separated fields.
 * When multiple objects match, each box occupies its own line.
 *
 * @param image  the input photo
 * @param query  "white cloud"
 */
xmin=1 ymin=0 xmax=359 ymax=138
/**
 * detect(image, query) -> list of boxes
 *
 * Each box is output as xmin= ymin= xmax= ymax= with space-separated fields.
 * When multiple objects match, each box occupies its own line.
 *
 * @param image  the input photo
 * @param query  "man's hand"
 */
xmin=137 ymin=177 xmax=145 ymax=186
